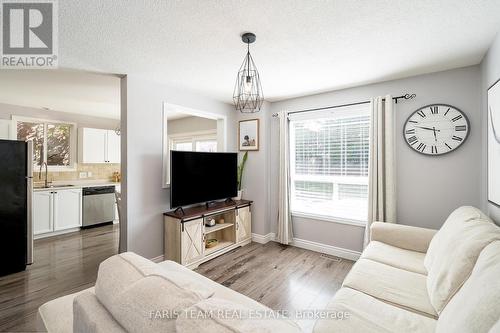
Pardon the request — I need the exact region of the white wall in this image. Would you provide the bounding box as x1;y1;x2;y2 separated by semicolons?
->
167;116;217;135
270;66;482;252
122;75;235;259
481;32;500;225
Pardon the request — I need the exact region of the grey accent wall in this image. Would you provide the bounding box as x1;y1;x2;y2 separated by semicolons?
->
167;116;217;135
270;66;482;252
0;102;119;129
122;75;235;259
481;32;500;225
234;102;272;236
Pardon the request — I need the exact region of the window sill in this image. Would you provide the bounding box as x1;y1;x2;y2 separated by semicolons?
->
291;211;367;227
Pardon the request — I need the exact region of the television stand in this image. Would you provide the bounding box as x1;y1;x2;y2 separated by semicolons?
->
164;200;252;269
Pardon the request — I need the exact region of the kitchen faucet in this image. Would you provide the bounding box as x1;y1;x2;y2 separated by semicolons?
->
39;162;50;188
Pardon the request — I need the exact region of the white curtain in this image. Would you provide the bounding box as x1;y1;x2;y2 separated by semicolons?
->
276;111;293;244
365;95;396;248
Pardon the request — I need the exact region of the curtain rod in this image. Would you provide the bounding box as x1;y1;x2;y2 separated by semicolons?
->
271;93;416;117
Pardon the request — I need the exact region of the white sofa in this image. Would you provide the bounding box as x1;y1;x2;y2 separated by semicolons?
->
38;206;500;332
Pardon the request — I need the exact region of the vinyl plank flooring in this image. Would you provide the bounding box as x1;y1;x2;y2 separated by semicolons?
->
0;229;352;332
195;242;354;332
0;224;118;332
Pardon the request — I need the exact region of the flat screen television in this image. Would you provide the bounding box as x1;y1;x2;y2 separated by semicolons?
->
170;151;238;208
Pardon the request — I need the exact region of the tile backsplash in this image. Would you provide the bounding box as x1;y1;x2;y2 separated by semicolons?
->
34;163;120;182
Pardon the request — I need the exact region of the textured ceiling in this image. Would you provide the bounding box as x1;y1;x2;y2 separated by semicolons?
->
0;70;120;119
38;1;500;103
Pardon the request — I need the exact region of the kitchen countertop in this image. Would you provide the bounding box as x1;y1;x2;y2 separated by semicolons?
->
33;180;120;192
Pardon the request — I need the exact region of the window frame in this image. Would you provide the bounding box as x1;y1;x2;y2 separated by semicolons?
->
165;129;218;186
12;116;77;171
288;105;370;226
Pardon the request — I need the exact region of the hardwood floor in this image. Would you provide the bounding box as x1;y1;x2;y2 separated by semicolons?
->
0;228;353;332
0;224;119;332
195;241;354;332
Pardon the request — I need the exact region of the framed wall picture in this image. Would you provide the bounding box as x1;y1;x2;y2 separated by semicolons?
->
238;119;259;151
488;78;500;206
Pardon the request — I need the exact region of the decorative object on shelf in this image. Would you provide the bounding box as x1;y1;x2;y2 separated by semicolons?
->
234;151;248;200
403;104;469;156
217;218;225;225
205;218;216;227
205;239;218;249
233;32;264;113
488;79;500;206
238;119;259;151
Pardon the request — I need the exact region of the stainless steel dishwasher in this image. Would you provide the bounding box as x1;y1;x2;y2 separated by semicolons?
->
82;186;116;227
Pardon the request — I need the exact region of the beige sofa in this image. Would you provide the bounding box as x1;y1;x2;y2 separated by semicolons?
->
39;206;500;332
314;206;500;332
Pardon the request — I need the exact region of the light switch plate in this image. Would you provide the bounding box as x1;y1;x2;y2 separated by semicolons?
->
87;171;92;177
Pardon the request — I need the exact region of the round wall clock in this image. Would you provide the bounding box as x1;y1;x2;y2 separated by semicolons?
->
403;104;470;156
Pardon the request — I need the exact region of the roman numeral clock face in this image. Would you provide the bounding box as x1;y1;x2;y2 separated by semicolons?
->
404;104;469;155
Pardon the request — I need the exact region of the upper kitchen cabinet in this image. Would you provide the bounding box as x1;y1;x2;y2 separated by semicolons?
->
0;119;11;139
106;129;121;163
78;128;120;163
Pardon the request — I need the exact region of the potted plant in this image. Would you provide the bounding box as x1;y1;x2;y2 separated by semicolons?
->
235;151;248;200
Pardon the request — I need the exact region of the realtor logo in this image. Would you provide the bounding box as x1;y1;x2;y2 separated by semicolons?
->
1;0;58;68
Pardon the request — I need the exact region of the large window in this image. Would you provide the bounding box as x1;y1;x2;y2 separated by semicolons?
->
14;117;76;169
289;104;370;223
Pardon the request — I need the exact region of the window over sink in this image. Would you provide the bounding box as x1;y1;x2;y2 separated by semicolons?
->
14;117;77;170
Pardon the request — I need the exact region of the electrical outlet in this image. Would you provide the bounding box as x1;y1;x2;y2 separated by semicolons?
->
79;172;87;179
87;171;92;178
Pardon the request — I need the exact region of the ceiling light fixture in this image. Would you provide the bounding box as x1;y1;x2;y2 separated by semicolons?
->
233;32;264;113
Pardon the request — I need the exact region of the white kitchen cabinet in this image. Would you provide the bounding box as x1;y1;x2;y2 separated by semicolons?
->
79;128;120;164
106;130;121;163
79;128;106;163
33;188;82;237
53;189;82;231
0;119;11;139
33;191;53;235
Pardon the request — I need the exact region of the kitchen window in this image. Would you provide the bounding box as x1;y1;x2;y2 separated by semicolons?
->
14;117;77;170
289;104;370;224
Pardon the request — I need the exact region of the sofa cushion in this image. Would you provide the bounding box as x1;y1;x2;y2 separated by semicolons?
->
362;241;427;275
313;287;436;333
158;260;272;312
436;241;500;333
73;290;125;333
342;259;436;317
95;253;216;333
424;206;500;313
176;297;302;333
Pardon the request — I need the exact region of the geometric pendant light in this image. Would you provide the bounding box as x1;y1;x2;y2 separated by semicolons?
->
233;32;264;113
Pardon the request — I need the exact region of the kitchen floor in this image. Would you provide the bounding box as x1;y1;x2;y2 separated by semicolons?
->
0;224;119;332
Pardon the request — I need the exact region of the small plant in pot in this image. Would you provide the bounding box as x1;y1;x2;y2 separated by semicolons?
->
235;151;248;200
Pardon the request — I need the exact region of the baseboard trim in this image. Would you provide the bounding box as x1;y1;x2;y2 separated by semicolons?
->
290;237;361;261
251;232;276;244
150;255;165;263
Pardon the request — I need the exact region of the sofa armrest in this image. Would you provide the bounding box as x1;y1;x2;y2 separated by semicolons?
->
370;222;437;253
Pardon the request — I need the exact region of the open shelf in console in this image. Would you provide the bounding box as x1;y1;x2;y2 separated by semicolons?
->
204;222;234;234
204;240;233;256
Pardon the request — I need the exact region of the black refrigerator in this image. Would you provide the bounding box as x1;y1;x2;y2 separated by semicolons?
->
0;139;33;276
